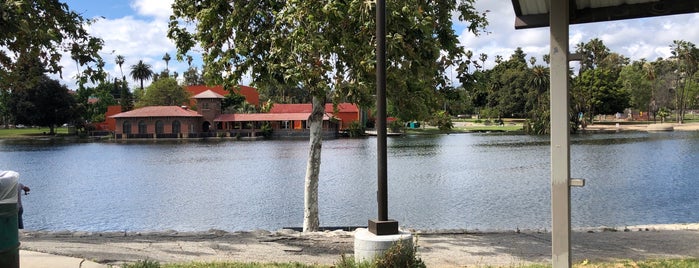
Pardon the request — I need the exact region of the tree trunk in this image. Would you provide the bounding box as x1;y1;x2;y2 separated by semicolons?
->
303;95;325;232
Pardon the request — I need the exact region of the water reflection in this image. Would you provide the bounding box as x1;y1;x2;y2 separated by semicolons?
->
1;131;698;232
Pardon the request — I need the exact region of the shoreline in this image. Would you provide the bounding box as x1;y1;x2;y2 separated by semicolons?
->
582;121;699;132
19;223;699;267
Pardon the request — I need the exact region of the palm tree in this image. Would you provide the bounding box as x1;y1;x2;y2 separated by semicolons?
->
115;55;125;78
162;53;171;72
130;60;153;90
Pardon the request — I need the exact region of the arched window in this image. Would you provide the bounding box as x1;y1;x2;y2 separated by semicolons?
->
172;120;181;134
122;121;132;134
138;120;147;134
155;120;164;134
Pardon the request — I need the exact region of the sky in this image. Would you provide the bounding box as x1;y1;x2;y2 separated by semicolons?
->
56;0;699;90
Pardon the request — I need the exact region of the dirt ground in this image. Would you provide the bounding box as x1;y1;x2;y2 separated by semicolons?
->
19;224;699;267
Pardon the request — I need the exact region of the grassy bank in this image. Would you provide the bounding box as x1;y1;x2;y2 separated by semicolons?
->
123;259;699;268
404;125;523;135
0;127;69;138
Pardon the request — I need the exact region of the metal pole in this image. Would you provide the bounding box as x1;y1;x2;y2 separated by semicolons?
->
376;0;387;222
550;1;571;267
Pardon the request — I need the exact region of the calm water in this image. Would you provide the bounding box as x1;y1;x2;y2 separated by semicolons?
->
1;131;698;232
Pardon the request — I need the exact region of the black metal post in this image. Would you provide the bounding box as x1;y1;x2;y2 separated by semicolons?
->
368;0;398;235
376;0;387;222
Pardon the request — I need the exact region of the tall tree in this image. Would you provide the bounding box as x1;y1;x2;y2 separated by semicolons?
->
115;55;126;78
169;0;487;232
670;40;699;123
0;0;103;89
130;60;154;90
162;52;171;72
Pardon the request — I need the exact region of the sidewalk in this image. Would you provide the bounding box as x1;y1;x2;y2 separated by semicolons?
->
20;250;107;268
17;224;699;267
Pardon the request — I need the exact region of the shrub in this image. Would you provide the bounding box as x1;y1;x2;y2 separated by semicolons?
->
121;260;160;268
428;111;453;132
347;121;364;138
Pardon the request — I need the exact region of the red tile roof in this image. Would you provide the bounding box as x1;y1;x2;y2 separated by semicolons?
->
110;106;202;118
269;103;359;113
215;113;331;122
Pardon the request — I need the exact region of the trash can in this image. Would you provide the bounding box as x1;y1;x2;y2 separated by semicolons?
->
0;171;20;268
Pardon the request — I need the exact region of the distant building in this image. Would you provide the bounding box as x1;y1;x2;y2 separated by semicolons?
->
108;86;360;139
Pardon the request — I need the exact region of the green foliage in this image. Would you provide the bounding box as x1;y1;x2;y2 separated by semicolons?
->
573;68;629;118
428;111;453;132
122;260;160;268
388;119;404;133
169;0;488;122
0;0;104;89
137;78;191;107
347;120;365;138
76;81;118;124
130;60;154;90
657;107;671;123
222;93;247;113
8;76;78;134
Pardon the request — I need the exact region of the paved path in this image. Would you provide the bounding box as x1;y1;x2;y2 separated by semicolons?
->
20;250;107;268
18;224;699;267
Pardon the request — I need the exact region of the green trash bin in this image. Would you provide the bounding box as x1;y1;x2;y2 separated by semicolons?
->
0;171;20;268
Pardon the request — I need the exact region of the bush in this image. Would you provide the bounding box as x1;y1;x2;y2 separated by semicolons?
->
388;119;404;133
121;260;160;268
428;111;453;132
347;121;364;137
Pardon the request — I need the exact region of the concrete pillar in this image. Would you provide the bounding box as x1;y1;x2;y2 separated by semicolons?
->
354;228;412;263
549;1;572;268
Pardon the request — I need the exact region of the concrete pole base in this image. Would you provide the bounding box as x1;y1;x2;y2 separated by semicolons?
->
354;228;413;263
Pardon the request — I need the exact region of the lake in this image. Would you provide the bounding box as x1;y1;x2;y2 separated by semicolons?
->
1;131;698;232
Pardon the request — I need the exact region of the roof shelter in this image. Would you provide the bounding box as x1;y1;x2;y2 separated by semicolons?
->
509;1;699;267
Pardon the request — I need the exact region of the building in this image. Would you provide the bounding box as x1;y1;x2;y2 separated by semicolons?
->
109;86;360;139
111;106;203;139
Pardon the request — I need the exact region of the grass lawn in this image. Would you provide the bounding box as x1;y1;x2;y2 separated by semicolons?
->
0;127;69;138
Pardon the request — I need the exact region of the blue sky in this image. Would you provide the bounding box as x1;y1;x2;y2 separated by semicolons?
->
57;0;699;89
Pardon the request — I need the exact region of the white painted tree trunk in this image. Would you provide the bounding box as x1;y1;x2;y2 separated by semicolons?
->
303;95;324;232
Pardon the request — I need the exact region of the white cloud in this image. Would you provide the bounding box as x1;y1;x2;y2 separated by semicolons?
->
54;1;190;89
131;0;174;20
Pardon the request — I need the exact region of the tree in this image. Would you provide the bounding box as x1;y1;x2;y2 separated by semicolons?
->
619;60;654;118
169;0;487;232
485;48;532;118
115;55;126;78
74;81;117;129
573;68;629;122
8;76;77;134
670;40;699;123
0;0;104;90
221;92;247;113
136;77;190;107
162;52;171;72
130;60;154;90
